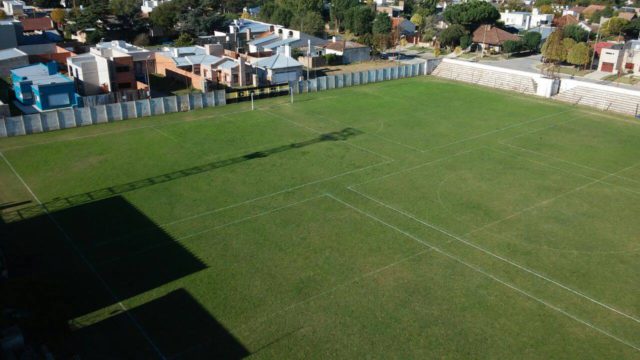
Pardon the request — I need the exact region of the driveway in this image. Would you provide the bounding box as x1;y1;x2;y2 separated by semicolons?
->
478;54;542;73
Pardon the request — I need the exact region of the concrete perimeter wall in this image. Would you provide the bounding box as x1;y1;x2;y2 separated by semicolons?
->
558;78;640;97
435;59;558;98
0;90;226;138
289;61;427;95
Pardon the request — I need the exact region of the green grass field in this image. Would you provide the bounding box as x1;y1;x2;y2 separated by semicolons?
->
1;76;640;358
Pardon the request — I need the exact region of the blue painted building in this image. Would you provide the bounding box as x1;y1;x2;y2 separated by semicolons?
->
11;62;78;111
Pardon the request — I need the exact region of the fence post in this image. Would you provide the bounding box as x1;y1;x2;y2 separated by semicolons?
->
0;117;6;137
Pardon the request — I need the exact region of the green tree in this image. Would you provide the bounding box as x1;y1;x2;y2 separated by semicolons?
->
562;37;577;53
443;1;500;30
567;42;591;69
624;18;640;38
51;8;65;24
460;34;472;49
110;0;141;18
438;24;467;47
602;17;629;36
276;0;323;14
373;12;392;34
133;33;150;47
410;13;424;29
290;11;326;36
344;6;375;35
330;0;359;31
563;24;589;42
502;39;522;55
271;6;293;27
541;30;566;63
174;32;195;46
415;0;438;17
522;31;541;52
150;1;180;33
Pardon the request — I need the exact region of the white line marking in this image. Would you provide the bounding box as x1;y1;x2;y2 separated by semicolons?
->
349;147;478;188
462;146;640;237
161;159;391;228
236;247;435;334
346;186;640;325
325;193;640;352
97;195;326;266
501;141;640;186
425;109;575;152
0;152;167;359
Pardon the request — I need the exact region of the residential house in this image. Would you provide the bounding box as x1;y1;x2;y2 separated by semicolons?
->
527;25;555;42
3;0;24;16
472;25;521;53
247;27;326;54
19;18;55;34
0;48;28;77
155;45;253;89
554;14;579;28
598;40;640;74
563;6;586;19
582;4;606;18
500;8;554;31
392;17;416;37
67;40;152;95
376;1;405;17
0;19;61;50
251;53;302;85
20;43;75;68
0;20;20;50
618;11;637;21
324;38;371;64
11;62;77;111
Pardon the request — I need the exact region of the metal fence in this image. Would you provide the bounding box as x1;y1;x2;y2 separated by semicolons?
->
0;90;226;137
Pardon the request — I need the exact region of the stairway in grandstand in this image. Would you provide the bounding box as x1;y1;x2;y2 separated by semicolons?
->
431;61;537;95
552;86;640;116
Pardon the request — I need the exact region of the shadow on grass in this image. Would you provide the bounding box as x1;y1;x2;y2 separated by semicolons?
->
3;127;363;223
72;289;249;359
0;196;222;358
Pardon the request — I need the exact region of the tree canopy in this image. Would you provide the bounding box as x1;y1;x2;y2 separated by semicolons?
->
443;1;500;30
438;24;467;47
372;12;392;35
542;30;566;63
563;24;589;42
567;42;591;69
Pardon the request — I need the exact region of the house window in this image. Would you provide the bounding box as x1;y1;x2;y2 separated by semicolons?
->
116;66;130;73
118;82;132;89
48;93;70;106
626;63;634;70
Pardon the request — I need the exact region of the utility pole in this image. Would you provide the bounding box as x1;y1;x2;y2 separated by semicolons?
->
590;26;601;71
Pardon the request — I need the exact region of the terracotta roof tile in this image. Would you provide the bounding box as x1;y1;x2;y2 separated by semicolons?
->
472;25;520;46
20;17;54;32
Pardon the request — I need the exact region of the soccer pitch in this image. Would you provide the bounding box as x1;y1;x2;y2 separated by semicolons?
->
1;76;640;358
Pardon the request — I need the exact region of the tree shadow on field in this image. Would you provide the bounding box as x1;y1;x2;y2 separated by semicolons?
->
2;127;364;224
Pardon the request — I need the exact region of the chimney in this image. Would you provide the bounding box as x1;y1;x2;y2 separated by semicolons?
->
204;44;223;57
172;48;179;57
283;44;291;57
238;60;247;86
246;27;252;40
332;36;337;43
